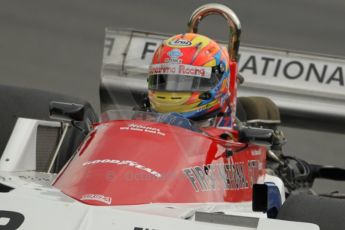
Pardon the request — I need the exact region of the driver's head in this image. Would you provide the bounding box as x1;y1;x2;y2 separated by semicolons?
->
148;33;231;120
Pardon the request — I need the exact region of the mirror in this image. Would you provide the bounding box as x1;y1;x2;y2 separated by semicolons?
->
238;126;273;145
49;101;85;122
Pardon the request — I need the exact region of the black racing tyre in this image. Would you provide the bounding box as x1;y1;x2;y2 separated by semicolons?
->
277;193;345;230
238;97;280;122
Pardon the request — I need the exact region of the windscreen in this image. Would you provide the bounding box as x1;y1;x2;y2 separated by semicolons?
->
54;111;267;205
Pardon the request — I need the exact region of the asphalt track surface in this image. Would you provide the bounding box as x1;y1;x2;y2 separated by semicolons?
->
1;0;345;192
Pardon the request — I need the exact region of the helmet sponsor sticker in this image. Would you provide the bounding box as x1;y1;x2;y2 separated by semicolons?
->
168;48;183;59
168;39;192;47
166;48;183;63
164;58;182;64
81;194;112;205
83;159;162;178
149;63;212;78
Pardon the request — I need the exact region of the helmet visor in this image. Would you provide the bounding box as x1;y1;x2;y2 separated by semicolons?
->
148;63;218;92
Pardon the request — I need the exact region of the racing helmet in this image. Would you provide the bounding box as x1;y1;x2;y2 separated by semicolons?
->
148;33;231;120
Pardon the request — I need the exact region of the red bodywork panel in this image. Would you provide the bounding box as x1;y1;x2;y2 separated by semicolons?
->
53;120;266;205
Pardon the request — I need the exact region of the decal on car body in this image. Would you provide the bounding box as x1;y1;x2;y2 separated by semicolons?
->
183;161;260;192
81;194;112;205
120;124;166;136
83;159;162;178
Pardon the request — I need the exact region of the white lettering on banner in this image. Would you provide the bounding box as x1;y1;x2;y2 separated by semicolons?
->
239;50;345;98
239;54;345;89
149;63;212;78
83;159;162;178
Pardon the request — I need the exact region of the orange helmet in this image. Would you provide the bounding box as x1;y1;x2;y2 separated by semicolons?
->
148;33;231;121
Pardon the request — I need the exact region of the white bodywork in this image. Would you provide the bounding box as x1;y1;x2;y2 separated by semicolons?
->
0;172;318;230
0;118;319;229
0;118;60;171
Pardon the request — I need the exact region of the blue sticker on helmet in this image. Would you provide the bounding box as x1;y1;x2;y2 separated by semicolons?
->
168;49;183;59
